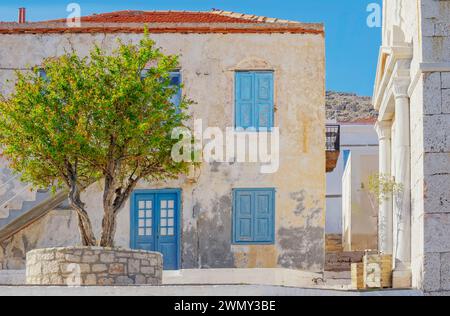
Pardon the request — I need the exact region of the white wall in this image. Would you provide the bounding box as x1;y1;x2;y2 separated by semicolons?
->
326;123;379;235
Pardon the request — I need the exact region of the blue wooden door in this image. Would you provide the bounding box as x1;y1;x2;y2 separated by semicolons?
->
131;190;180;270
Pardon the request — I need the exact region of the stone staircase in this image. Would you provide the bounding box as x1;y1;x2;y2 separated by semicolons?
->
0;188;53;229
324;234;376;272
325;234;344;253
0;157;63;232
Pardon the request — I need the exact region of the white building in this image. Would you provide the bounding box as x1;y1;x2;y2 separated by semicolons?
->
326;120;379;252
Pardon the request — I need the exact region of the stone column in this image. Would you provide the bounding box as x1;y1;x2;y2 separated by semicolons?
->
392;77;412;288
375;120;393;255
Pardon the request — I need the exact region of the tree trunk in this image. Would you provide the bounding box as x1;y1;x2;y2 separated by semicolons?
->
68;187;97;246
100;180;139;247
100;206;117;247
75;213;96;246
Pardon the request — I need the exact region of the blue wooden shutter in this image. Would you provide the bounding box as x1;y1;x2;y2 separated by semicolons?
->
255;72;274;131
235;72;274;130
235;72;255;129
234;190;254;242
254;190;274;242
233;189;275;244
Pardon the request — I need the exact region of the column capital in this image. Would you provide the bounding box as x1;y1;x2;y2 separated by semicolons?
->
375;120;392;140
392;77;410;99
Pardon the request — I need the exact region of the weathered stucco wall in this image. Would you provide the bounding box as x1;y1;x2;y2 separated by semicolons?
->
0;31;325;272
0;210;80;270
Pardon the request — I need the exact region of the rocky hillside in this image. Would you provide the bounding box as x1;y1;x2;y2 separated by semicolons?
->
326;91;378;122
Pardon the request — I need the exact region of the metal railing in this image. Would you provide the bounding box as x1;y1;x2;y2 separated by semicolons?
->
326;124;340;151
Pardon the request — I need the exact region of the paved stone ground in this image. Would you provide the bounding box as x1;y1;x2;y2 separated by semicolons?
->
0;285;422;296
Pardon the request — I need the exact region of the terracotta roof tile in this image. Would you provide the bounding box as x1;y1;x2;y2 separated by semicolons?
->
47;10;261;24
0;10;324;35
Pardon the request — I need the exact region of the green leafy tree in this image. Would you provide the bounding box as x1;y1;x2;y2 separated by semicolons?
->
0;35;192;247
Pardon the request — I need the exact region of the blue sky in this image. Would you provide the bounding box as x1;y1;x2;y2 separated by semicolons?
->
0;0;382;96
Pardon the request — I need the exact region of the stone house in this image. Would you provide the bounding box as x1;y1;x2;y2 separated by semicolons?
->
373;0;450;293
0;10;334;280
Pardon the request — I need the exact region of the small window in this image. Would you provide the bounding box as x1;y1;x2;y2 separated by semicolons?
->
232;188;275;244
169;72;182;107
235;71;274;131
141;70;181;107
38;69;48;81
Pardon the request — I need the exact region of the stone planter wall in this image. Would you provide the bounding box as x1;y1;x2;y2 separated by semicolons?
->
26;247;163;286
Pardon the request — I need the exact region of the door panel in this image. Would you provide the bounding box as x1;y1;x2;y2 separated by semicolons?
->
156;193;178;270
131;190;180;270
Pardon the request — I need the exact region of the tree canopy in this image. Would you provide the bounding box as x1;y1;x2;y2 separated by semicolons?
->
0;34;192;246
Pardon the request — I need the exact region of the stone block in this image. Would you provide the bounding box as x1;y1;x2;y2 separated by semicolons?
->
441;252;450;291
81;255;99;263
424;114;450;152
99;253;115;263
424;213;450;253
423;72;442;115
115;276;133;285
109;263;125;275
443;89;450;113
424;153;450;176
141;266;155;275
423;252;441;292
422;19;435;37
135;274;147;284
61;263;90;274
421;1;440;19
39;252;55;261
55;252;65;260
422;36;450;62
133;253;149;260
65;254;81;263
442;72;450;89
128;259;141;274
116;252;132;258
435;23;450;37
147;277;160;286
98;277;114;286
49;274;63;285
92;264;108;273
42;261;60;274
84;274;97;286
424;175;450;213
